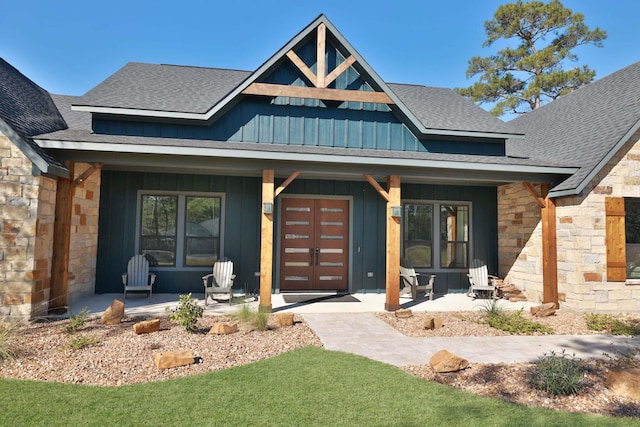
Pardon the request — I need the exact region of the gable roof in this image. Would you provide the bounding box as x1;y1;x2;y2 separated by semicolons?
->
507;61;640;197
0;58;68;177
71;14;520;140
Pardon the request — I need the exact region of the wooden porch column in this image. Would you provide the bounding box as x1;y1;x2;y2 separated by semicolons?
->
259;169;274;313
49;161;74;313
540;184;559;307
385;175;401;311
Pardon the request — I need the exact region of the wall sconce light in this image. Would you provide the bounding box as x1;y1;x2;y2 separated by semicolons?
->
263;202;273;214
390;205;402;218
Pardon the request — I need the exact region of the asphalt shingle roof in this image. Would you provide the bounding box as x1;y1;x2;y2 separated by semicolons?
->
508;61;640;194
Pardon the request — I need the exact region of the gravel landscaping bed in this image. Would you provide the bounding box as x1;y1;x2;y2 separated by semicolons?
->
1;309;639;418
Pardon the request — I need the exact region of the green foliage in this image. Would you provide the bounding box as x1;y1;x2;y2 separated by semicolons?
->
455;0;606;116
584;313;640;336
0;347;632;426
530;349;585;395
234;305;269;331
481;303;553;334
64;307;90;334
68;334;100;351
0;322;20;361
166;293;204;333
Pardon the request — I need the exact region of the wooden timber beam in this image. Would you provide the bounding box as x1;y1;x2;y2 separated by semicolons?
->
324;56;356;87
259;169;275;313
363;174;390;202
286;51;317;87
523;182;546;208
540;183;559;308
385;175;401;311
275;171;300;197
72;162;103;188
316;23;326;88
243;83;394;104
49;161;74;313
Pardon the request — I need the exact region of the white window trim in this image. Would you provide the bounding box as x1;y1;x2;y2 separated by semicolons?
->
135;190;226;271
402;199;472;273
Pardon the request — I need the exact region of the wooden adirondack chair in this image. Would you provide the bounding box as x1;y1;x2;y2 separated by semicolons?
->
202;260;236;306
467;259;498;299
122;254;156;300
400;258;435;300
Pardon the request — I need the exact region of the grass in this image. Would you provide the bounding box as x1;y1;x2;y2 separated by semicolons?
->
68;334;100;351
0;347;633;426
234;304;269;331
585;313;640;336
0;321;20;361
480;300;554;334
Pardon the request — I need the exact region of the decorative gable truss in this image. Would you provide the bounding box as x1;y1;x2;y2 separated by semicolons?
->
242;21;395;106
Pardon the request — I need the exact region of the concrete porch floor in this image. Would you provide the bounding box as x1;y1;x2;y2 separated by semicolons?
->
68;292;537;318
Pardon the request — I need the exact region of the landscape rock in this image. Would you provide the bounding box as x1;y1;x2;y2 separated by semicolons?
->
605;368;640;400
100;299;124;325
153;350;195;370
429;349;469;373
424;316;443;330
276;313;295;327
395;308;413;318
209;323;238;335
530;303;557;317
133;319;161;334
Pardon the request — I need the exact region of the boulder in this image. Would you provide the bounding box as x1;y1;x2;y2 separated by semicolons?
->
133;319;161;334
154;350;195;370
530;303;557;317
395;309;413;318
424;316;443;330
429;349;469;373
100;299;124;325
276;313;295;327
209;322;238;335
605;368;640;400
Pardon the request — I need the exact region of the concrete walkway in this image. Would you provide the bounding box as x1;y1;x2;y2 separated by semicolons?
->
303;312;640;366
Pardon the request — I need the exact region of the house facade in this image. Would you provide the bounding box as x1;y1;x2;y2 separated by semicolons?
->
7;15;638;319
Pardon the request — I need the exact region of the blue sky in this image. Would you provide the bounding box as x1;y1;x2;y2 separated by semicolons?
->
2;0;638;101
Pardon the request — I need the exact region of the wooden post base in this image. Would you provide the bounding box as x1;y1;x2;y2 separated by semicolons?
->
384;303;401;312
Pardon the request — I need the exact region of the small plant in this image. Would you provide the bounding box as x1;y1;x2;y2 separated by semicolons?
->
530;349;585;395
65;307;90;334
166;293;204;333
69;334;100;351
0;322;20;361
483;306;553;335
234;305;269;331
584;313;640;336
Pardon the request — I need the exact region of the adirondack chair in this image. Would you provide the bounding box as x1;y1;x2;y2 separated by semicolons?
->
202;260;236;306
467;259;498;299
400;258;435;300
122;254;156;300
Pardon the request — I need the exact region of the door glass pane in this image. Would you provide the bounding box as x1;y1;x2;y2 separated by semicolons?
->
185;196;221;266
140;195;177;266
403;204;433;268
440;205;469;268
625;199;640;279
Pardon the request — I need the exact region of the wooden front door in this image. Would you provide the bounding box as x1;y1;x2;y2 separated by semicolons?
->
280;198;349;291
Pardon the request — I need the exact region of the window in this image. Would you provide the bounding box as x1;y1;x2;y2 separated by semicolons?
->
139;192;223;268
403;202;470;269
625;198;640;279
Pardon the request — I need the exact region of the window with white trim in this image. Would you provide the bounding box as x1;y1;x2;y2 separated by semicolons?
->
403;201;470;269
138;192;223;268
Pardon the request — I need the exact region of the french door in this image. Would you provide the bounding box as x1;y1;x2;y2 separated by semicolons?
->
279;198;349;291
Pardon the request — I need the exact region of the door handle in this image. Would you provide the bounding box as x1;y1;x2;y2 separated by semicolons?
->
315;247;320;266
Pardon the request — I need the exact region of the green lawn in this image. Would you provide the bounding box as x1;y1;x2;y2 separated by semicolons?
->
1;347;634;426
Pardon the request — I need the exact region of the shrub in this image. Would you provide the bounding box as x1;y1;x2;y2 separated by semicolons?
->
65;307;90;334
0;322;20;361
166;293;204;333
69;334;100;351
530;350;585;395
584;313;640;336
482;305;553;335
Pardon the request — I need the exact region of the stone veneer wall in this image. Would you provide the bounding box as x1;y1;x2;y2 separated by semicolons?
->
498;130;640;313
67;163;101;305
0;131;56;318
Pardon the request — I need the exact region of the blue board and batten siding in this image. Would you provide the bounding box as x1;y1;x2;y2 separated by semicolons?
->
95;171;498;295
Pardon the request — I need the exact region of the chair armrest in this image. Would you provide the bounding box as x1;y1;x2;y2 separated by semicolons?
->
122;274;127;285
149;273;156;285
202;273;213;287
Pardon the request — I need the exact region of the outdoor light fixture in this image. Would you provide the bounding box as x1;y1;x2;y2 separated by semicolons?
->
390;205;402;218
263;202;273;214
